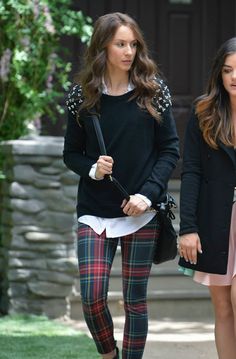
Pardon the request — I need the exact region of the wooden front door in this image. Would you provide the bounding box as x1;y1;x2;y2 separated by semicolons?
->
156;0;203;176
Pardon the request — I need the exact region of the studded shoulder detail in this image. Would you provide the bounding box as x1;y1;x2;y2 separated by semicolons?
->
66;80;171;116
153;78;172;114
66;84;84;116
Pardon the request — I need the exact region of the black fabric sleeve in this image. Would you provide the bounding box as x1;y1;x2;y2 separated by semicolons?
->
63;85;95;178
179;110;202;235
138;105;180;205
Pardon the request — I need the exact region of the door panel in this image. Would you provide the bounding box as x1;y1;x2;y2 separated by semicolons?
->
169;13;191;95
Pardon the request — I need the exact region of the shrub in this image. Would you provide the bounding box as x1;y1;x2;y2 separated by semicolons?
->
0;0;92;141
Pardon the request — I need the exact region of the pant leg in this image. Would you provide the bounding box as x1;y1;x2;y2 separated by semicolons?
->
77;223;119;354
120;215;160;359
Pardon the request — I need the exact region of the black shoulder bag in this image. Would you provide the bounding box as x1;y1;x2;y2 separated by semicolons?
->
153;194;177;264
91;113;177;265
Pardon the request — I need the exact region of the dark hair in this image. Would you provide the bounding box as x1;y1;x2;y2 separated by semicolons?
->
77;12;162;121
196;37;236;148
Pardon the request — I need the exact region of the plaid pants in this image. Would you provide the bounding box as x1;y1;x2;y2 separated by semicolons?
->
77;215;159;359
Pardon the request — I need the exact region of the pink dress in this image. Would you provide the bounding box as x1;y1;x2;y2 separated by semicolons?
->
194;202;236;286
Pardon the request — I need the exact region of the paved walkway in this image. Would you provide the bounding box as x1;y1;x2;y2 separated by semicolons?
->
139;318;217;359
61;316;218;359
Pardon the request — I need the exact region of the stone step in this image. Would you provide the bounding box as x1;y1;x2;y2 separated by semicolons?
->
95;269;207;294
69;288;213;320
114;254;181;271
168;178;181;190
73;256;207;300
168;179;180;198
73;275;205;297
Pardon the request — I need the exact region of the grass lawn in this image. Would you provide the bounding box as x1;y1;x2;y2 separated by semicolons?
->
0;314;100;359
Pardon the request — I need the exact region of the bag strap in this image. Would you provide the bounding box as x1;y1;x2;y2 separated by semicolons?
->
91;113;130;201
91;113;107;156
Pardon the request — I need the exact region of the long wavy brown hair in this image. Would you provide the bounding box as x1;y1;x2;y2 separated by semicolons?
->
76;12;162;121
195;37;236;149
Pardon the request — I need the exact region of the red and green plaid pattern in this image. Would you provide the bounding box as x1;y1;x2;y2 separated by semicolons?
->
77;216;160;358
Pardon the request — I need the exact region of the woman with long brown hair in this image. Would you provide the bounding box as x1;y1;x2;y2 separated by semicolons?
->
64;12;179;359
178;37;236;359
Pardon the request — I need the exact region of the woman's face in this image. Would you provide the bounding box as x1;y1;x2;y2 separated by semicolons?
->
106;25;137;74
222;53;236;99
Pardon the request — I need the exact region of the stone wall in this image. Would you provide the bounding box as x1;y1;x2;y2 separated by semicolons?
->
0;137;79;318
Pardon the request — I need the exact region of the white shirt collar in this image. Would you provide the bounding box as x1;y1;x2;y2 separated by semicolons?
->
102;78;134;95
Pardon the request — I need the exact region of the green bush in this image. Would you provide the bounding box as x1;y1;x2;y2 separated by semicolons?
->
0;0;93;141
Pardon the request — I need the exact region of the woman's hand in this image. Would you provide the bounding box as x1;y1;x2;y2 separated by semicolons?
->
121;195;149;216
178;233;202;265
95;155;114;179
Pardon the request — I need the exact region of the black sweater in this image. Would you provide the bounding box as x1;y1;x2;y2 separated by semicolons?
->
63;80;179;218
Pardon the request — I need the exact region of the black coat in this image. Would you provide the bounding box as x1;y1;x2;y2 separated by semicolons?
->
178;110;236;274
